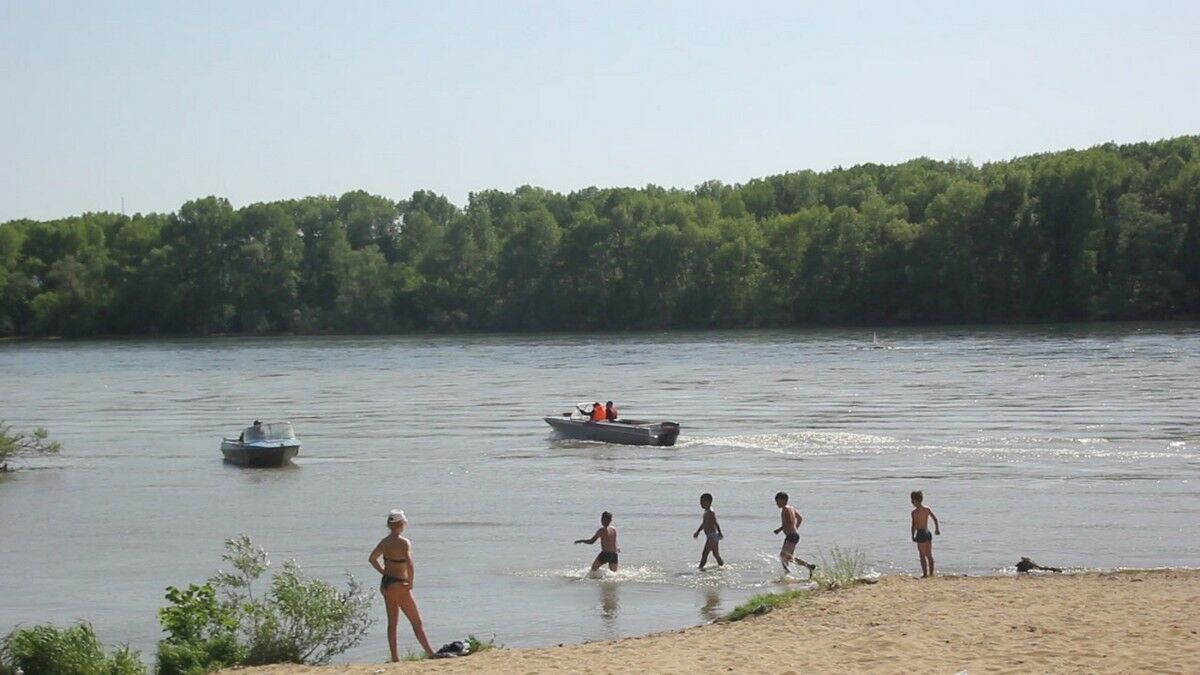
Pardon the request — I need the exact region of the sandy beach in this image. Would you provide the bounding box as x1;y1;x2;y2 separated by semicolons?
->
231;569;1199;675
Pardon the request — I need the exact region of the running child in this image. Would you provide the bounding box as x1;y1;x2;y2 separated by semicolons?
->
575;511;619;571
693;492;724;569
910;490;941;577
774;491;816;577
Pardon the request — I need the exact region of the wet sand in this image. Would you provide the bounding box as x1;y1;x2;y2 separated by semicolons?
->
230;569;1199;674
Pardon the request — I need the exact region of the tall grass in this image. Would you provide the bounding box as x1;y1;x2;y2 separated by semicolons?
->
812;546;868;589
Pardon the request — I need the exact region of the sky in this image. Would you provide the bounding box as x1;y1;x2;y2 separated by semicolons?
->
1;0;1198;222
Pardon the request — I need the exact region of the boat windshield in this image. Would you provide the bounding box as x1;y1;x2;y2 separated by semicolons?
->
242;422;296;441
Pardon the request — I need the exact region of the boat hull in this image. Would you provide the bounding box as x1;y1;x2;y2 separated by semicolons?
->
220;440;300;467
544;417;680;446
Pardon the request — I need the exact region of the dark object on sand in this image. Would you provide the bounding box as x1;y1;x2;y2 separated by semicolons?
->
434;641;468;658
1016;557;1062;574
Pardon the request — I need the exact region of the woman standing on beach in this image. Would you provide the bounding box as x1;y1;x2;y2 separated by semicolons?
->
369;509;435;661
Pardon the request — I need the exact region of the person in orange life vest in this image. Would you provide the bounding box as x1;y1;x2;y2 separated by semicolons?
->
590;402;607;421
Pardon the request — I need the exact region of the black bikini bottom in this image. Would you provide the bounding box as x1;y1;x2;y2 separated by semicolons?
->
380;574;408;591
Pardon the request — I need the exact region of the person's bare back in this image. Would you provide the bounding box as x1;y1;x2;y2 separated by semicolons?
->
597;525;618;553
911;505;934;531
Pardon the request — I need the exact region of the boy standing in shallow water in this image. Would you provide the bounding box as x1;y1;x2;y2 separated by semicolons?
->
910;490;941;577
575;511;619;572
693;493;724;569
774;491;817;577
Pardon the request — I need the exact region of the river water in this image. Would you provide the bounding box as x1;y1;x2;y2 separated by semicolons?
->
1;326;1197;661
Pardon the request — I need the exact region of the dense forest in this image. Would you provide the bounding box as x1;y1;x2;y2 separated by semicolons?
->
2;136;1198;337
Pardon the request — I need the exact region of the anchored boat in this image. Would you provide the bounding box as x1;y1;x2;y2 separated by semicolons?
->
221;421;300;467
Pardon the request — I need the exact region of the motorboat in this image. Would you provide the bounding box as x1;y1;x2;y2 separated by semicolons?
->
544;406;681;446
221;421;300;467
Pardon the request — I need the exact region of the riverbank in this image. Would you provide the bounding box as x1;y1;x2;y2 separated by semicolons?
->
231;569;1199;674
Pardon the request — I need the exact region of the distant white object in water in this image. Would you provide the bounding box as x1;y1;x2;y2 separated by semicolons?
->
872;332;884;349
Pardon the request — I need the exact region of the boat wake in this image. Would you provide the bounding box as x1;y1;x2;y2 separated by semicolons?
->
679;431;1193;461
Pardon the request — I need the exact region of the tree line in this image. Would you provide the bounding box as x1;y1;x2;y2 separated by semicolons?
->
2;136;1198;337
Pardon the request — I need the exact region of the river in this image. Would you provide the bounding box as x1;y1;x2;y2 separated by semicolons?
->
1;325;1197;661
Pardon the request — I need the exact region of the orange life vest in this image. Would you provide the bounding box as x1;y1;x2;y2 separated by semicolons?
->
590;404;607;421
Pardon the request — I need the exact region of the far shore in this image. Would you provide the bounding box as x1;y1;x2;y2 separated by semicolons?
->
230;569;1199;674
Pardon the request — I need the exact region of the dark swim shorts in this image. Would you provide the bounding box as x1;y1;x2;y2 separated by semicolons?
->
914;528;933;543
598;551;619;564
784;532;800;545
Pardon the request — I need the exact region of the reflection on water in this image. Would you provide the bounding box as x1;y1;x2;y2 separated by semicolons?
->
599;581;619;631
0;325;1198;660
699;587;723;622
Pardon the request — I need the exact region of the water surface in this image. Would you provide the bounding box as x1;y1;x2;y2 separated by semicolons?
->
1;325;1197;660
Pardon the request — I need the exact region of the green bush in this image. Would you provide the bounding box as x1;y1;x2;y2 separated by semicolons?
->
155;535;373;674
155;584;242;675
0;622;145;675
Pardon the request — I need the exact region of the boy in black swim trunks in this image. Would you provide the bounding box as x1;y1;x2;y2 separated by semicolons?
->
774;491;816;577
575;511;619;571
910;490;941;577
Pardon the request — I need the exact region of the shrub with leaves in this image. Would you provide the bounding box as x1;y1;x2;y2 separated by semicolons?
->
0;622;145;675
155;535;373;673
155;584;242;675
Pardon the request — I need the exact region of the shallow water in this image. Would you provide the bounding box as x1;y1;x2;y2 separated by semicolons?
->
1;325;1197;660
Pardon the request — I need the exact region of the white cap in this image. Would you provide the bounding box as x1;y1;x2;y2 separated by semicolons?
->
387;509;407;524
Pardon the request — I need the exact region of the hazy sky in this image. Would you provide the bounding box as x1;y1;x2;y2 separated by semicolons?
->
2;1;1197;221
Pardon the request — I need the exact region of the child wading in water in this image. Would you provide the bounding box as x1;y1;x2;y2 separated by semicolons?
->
774;491;816;577
575;511;619;572
693;492;724;569
910;490;941;577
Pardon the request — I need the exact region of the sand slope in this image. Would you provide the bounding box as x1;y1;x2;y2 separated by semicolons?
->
234;570;1200;674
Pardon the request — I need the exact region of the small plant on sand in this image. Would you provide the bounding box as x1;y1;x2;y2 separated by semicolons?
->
812;546;868;590
0;421;60;472
724;590;810;622
1;622;146;675
465;634;500;654
400;649;427;661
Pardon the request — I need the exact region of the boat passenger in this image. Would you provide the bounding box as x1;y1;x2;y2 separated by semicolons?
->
590;402;607;422
241;420;263;443
605;401;618;421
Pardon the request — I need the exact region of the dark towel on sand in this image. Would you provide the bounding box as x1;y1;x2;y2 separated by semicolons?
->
434;641;468;658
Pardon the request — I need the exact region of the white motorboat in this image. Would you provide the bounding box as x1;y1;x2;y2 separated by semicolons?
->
221;421;300;467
